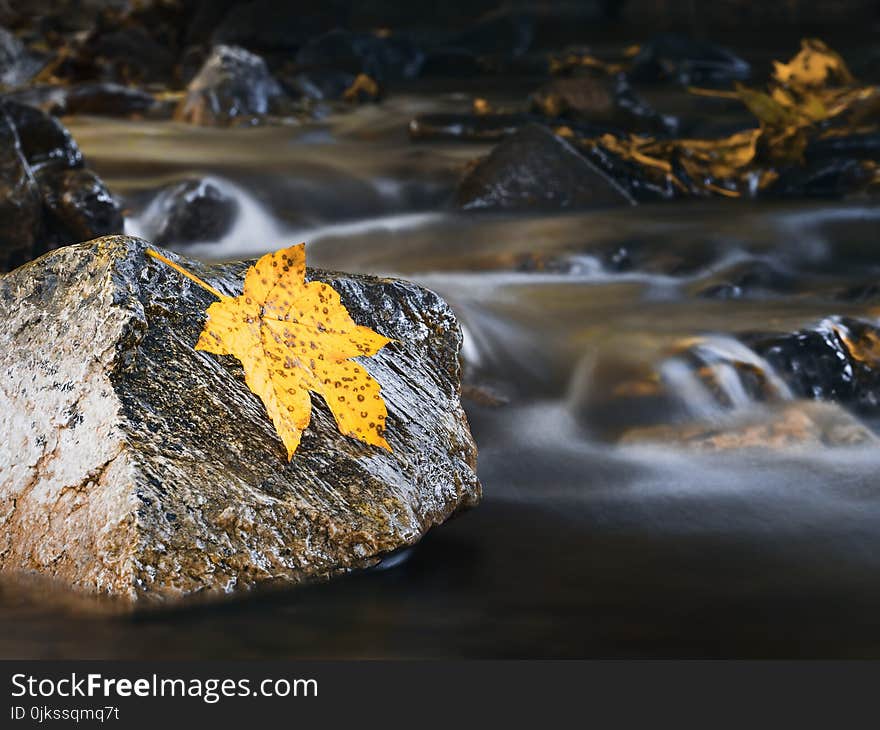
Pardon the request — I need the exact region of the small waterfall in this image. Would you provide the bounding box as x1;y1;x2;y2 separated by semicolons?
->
663;334;793;418
126;175;287;255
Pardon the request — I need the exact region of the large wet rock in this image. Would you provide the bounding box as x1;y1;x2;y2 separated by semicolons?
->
176;45;287;126
0;98;122;271
456;123;635;211
0;236;480;602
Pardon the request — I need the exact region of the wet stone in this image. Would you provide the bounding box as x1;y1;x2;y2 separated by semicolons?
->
0;98;120;271
744;317;880;412
455;123;636;211
176;44;287;126
141;178;239;246
0;236;480;602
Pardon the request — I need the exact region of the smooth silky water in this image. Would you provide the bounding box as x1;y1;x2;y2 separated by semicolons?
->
3;95;880;658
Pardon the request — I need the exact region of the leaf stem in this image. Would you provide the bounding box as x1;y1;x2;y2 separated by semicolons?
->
146;249;226;300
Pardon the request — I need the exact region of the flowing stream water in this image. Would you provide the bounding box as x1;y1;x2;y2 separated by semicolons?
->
3;89;880;658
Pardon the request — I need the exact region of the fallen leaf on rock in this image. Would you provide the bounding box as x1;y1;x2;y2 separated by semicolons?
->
147;245;392;459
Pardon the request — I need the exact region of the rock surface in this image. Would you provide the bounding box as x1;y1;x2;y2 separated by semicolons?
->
139;177;239;246
176;45;286;126
456;123;636;211
0;98;122;271
746;316;880;412
0;236;480;602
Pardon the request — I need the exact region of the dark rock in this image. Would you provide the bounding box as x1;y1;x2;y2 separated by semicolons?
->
419;47;482;77
805;133;880;163
63;83;156;117
141;178;239;246
176;44;287;125
745;317;880;412
456;123;635;211
0;236;480;602
0;98;121;270
531;72;677;135
453;9;533;58
0;111;42;271
765;158;876;199
40;168;123;243
0;98;81;172
628;33;751;87
582;141;680;202
295;29;423;82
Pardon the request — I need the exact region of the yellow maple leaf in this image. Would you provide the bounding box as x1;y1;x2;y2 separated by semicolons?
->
147;245;392;459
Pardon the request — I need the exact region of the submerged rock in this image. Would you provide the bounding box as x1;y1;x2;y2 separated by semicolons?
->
0;236;480;602
176;44;287;126
621;402;877;450
139;177;239;246
0;98;122;271
456;123;635;211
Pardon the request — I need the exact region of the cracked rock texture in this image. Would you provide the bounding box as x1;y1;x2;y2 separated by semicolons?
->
0;236;480;602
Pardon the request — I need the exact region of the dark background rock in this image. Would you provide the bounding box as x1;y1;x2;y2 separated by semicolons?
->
0;98;122;271
39;167;123;243
141;178;240;246
176;44;287;125
456;123;636;211
0;236;480;602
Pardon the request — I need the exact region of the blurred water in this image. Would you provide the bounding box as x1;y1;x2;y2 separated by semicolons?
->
4;100;880;658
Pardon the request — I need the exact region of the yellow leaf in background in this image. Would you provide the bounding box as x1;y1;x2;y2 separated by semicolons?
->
147;246;392;459
772;38;853;89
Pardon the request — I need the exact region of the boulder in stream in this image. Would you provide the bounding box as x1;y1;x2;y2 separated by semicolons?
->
0;98;123;271
140;177;240;246
176;44;287;125
456;123;636;211
0;236;480;602
745;316;880;412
